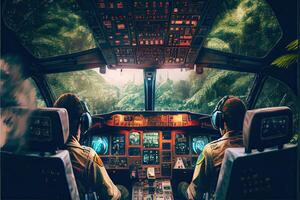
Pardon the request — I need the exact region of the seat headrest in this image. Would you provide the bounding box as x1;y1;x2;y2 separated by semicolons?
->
26;107;69;152
243;106;293;153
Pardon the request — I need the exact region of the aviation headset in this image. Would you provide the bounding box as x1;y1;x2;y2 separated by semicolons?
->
79;101;92;135
211;96;232;130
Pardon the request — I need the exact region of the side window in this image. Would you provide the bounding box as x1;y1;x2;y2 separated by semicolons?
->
254;77;299;143
28;78;47;107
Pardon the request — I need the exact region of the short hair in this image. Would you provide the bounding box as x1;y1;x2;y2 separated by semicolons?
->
222;97;247;131
53;93;84;136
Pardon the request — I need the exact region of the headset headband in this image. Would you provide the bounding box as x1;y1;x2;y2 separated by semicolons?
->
215;96;231;112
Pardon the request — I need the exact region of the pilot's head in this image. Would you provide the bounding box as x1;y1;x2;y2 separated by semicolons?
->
212;96;247;135
54;93;84;140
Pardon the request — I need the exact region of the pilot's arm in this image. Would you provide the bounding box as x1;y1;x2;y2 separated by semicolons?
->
88;153;121;200
187;150;210;200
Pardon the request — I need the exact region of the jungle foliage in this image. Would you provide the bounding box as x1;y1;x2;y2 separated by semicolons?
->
204;0;282;57
155;69;254;112
3;0;96;58
271;39;299;68
47;70;145;114
46;68;254;114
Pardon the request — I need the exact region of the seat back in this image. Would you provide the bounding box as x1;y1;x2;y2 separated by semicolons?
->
215;106;297;200
1;107;80;200
1;150;79;200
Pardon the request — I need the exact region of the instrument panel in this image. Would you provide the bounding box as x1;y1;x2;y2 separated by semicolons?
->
89;130;214;178
88;112;217;178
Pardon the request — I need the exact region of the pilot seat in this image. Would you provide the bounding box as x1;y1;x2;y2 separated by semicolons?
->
214;106;297;200
1;107;80;200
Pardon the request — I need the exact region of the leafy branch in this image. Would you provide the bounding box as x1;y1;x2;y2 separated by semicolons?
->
271;39;299;68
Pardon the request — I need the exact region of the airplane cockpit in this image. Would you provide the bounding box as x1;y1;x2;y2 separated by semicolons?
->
1;0;299;200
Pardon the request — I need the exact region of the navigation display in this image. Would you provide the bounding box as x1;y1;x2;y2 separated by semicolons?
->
129;132;140;145
192;136;209;154
91;136;109;155
143;150;159;165
112;135;125;155
143;132;159;148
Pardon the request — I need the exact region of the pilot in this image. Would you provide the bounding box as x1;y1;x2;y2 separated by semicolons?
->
178;96;247;200
54;93;129;200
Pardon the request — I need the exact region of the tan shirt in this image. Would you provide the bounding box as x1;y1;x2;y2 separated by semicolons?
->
187;131;244;200
66;136;121;200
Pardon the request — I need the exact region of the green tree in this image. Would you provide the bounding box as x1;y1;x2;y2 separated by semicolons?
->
204;0;281;57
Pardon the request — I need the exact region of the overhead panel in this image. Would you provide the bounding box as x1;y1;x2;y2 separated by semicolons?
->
78;0;219;68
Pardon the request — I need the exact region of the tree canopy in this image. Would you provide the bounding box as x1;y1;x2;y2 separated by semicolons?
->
204;0;282;57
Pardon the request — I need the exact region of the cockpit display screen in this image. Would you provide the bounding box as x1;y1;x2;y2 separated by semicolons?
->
112;135;125;155
175;133;189;155
129;132;140;145
192;136;209;154
143;132;159;148
143;150;159;165
91;136;109;155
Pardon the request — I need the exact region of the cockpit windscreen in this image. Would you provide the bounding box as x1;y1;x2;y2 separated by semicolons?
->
91;136;109;155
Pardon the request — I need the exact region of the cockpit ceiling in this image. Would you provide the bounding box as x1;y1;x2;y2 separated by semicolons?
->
78;0;219;68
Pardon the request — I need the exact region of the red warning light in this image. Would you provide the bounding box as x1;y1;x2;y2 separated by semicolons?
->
117;2;123;8
117;24;126;29
175;20;183;25
192;20;197;27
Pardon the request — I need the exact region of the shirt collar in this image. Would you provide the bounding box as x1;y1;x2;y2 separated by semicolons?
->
66;136;81;148
222;130;242;139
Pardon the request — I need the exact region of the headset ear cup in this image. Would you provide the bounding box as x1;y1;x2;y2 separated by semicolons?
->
80;112;92;135
211;96;231;130
217;111;224;130
211;111;223;130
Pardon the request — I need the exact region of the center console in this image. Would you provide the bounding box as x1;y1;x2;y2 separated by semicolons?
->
132;179;174;200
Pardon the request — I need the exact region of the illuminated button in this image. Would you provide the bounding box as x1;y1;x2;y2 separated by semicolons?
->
192;20;197;26
117;24;125;29
117;2;123;8
175;20;183;25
